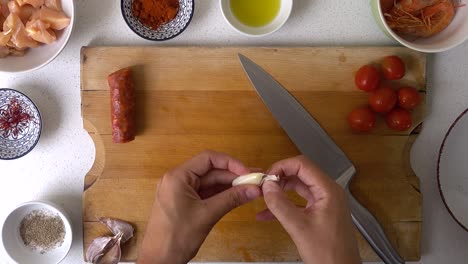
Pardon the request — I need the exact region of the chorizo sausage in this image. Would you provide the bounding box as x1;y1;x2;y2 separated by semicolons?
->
107;67;136;143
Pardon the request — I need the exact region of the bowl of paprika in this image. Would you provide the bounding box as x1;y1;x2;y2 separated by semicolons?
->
121;0;194;41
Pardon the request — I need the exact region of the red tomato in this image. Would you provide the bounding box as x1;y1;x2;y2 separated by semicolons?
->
355;65;381;92
368;85;397;113
398;86;421;110
382;56;405;80
386;108;412;131
348;106;376;132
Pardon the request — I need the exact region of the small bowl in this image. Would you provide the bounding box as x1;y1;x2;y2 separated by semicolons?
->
2;201;73;264
0;88;42;160
371;0;468;53
0;0;75;74
121;0;195;41
220;0;292;37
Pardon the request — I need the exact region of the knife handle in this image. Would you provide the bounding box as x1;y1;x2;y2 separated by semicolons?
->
347;192;405;264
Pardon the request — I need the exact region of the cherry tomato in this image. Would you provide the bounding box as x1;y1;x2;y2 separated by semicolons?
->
382;56;405;80
398;86;421;110
386;108;412;131
355;65;381;92
348;106;376;132
368;85;397;113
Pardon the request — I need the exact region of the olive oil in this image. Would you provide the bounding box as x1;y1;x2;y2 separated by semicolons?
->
230;0;281;27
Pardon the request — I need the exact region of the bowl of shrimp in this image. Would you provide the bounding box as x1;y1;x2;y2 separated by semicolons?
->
372;0;468;53
0;0;74;74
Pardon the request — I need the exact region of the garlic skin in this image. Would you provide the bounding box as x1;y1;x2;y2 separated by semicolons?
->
97;233;123;264
100;217;134;243
86;236;113;263
232;173;280;187
98;242;121;264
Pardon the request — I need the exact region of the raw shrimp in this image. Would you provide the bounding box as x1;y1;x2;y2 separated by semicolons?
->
385;0;456;38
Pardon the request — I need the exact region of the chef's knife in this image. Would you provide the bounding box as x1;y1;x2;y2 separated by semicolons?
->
239;54;404;264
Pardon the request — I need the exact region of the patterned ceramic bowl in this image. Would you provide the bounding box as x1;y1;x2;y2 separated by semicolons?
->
121;0;194;41
0;89;42;160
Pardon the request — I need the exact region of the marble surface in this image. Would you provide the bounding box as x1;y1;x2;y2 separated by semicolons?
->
1;0;468;263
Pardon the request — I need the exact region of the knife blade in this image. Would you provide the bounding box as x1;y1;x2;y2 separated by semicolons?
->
238;54;352;180
238;53;404;264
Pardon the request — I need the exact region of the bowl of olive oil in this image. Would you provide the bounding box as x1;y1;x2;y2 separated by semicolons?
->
220;0;292;37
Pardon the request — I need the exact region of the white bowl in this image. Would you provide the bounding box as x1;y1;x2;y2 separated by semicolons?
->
0;0;75;74
2;201;73;264
220;0;292;37
371;0;468;53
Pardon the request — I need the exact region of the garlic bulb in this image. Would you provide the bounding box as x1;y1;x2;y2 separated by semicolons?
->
232;173;280;187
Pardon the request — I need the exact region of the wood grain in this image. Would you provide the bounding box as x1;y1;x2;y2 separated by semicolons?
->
81;47;424;262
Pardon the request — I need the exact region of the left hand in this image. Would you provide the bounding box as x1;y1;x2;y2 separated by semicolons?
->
138;150;262;264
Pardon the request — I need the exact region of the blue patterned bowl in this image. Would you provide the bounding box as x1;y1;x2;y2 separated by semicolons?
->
0;89;42;160
121;0;194;41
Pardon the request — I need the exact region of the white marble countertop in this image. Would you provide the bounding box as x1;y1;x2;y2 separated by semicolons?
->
1;0;468;263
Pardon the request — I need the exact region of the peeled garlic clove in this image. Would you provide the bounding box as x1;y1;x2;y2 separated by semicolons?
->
99;217;134;244
97;233;122;264
86;236;114;263
232;173;280;187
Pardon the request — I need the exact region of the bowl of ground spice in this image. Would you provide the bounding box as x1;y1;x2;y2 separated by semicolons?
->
1;201;72;264
122;0;194;41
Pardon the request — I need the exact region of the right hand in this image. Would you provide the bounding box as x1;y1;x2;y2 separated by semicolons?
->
257;156;361;264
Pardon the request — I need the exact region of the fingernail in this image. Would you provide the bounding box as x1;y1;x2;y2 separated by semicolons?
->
245;187;260;200
262;181;279;194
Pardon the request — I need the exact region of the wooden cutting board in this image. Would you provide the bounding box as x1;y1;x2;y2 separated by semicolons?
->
81;46;424;262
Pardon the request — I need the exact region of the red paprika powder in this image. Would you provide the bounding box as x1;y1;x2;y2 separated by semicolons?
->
132;0;180;30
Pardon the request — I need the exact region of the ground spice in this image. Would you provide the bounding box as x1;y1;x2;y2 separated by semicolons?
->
132;0;180;30
19;209;66;254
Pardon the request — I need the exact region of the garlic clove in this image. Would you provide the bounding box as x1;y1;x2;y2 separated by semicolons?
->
96;233;122;264
86;236;114;263
232;173;280;187
99;217;134;244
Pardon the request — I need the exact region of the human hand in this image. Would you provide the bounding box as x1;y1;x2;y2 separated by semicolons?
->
257;156;361;264
138;150;261;264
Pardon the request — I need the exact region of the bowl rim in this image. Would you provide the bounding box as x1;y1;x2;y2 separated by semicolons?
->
121;0;195;41
0;1;76;74
219;0;293;37
1;200;73;264
0;88;42;160
437;107;468;232
375;0;468;53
